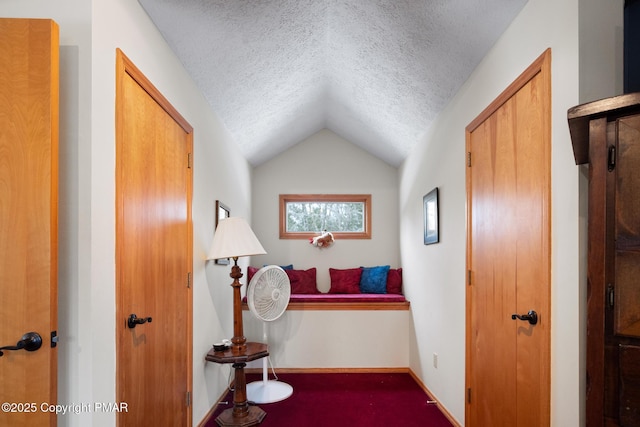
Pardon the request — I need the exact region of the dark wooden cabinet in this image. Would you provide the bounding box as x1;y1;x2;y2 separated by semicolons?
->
568;93;640;427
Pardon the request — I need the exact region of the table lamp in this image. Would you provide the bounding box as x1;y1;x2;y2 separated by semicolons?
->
207;217;267;426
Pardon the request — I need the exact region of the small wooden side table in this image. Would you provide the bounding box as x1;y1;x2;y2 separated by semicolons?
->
206;342;269;426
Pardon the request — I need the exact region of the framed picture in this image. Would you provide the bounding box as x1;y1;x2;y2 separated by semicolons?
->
214;200;230;265
423;188;439;245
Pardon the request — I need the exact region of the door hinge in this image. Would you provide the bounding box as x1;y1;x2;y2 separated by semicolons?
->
188;152;192;169
187;272;192;289
186;391;191;407
607;284;614;309
51;331;58;348
467;270;472;286
467;152;471;167
608;146;616;171
467;387;471;404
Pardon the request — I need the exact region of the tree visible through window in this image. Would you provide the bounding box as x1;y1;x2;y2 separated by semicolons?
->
279;194;371;239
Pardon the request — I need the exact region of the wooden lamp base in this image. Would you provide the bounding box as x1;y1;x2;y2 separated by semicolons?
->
208;259;268;427
216;405;266;427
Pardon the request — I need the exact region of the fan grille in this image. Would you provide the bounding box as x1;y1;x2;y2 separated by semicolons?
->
247;266;291;322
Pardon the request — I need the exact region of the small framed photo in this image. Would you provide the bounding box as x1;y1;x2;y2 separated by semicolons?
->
423;188;439;245
214;200;231;265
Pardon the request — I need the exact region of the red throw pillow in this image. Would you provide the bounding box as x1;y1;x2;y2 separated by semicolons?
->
247;266;259;283
329;268;362;294
285;268;318;294
387;268;403;294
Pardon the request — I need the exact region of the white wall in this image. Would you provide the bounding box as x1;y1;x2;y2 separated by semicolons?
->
251;129;400;292
579;0;625;103
399;0;586;425
247;129;404;371
248;129;404;370
3;1;253;426
243;309;409;370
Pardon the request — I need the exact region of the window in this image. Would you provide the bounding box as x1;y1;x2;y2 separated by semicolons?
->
279;194;371;239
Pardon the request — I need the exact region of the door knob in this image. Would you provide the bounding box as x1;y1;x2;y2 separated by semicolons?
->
128;314;152;329
511;310;538;325
0;332;43;356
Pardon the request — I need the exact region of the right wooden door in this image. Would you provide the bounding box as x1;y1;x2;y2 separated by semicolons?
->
466;50;551;427
609;113;640;426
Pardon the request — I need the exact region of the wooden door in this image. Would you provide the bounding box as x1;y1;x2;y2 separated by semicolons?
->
0;18;59;427
115;49;193;426
466;49;551;427
610;113;640;426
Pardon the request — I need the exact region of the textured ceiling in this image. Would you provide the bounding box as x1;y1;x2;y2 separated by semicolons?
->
138;0;528;167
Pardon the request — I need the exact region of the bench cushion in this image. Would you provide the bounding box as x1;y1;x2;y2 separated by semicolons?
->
288;293;406;303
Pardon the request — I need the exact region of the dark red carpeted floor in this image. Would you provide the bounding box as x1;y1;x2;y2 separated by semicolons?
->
205;372;455;427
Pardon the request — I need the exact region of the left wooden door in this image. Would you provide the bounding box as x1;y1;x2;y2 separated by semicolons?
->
115;49;193;426
0;18;59;427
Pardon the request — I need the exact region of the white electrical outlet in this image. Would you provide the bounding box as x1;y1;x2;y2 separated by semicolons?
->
433;353;438;369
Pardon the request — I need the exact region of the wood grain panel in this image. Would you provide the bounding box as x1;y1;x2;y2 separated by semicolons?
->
116;49;193;427
619;345;640;425
568;93;640;427
466;49;551;427
0;18;58;427
614;115;640;337
513;71;551;427
467;98;518;427
582;117;609;424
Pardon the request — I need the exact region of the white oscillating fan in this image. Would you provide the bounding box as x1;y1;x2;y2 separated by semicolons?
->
246;265;293;403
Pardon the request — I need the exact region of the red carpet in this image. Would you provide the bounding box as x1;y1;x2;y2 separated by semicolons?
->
205;372;455;427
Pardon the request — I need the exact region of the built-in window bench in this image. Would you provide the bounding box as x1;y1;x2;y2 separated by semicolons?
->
241;293;410;369
242;293;409;311
241;266;409;368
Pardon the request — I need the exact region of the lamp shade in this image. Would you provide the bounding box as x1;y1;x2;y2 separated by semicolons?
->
207;217;266;260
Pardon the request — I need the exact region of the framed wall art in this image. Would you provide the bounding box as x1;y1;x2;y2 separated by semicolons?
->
214;200;231;264
423;188;439;245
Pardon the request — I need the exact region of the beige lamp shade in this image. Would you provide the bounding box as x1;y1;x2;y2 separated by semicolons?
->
207;217;266;260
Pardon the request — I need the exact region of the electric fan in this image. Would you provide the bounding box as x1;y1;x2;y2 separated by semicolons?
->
246;265;294;403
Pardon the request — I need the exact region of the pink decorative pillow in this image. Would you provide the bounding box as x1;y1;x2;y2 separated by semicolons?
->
387;268;403;294
285;268;319;294
329;268;362;294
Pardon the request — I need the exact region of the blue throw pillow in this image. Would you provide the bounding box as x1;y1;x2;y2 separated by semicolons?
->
359;265;390;294
264;264;293;270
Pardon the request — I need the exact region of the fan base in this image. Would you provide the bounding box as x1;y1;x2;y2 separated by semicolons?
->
247;380;293;404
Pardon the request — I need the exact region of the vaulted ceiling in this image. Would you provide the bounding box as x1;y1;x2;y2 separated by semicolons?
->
138;0;527;167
